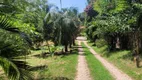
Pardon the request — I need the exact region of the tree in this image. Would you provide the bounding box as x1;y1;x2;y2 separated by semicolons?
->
0;16;32;80
43;7;80;52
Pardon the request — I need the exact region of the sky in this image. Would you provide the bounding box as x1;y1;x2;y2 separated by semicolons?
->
48;0;87;13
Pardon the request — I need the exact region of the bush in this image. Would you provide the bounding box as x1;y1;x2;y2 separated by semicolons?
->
95;39;108;48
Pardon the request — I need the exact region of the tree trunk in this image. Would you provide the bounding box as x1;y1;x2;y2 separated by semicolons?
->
69;43;72;48
73;39;76;46
69;39;72;48
136;56;140;68
65;45;68;52
116;37;120;50
47;41;51;54
133;31;140;68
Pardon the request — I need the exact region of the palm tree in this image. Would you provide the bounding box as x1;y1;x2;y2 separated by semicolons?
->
43;7;80;52
0;16;32;80
63;7;80;47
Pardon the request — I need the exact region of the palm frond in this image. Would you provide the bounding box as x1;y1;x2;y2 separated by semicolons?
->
0;16;19;33
0;57;20;80
19;69;33;80
12;60;31;69
0;57;33;80
0;3;17;14
44;13;51;24
12;60;33;80
20;32;32;46
0;16;32;46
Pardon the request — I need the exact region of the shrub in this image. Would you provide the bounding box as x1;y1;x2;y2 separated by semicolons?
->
95;39;108;48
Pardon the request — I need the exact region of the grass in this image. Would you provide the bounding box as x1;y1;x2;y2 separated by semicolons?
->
88;41;142;80
0;45;78;80
26;46;78;80
81;42;114;80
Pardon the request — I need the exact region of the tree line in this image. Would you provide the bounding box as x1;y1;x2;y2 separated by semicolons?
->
84;0;142;67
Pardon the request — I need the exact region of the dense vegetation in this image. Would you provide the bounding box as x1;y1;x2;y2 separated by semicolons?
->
85;0;142;67
0;0;80;79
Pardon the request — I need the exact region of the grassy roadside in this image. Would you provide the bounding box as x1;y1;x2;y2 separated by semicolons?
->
81;42;114;80
88;41;142;80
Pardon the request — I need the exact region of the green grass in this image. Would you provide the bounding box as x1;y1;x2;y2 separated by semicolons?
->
26;48;78;80
82;42;114;80
0;45;78;80
88;41;142;80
